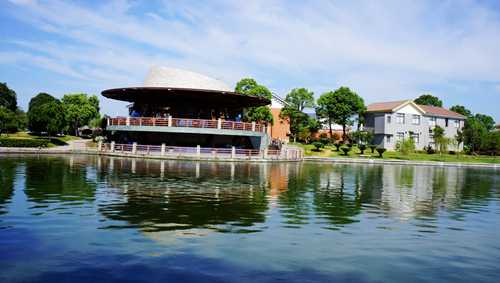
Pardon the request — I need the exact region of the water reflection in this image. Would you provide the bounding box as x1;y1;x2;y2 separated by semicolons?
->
0;155;498;232
0;159;16;216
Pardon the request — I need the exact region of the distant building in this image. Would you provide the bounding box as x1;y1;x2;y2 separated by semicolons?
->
268;94;290;142
364;100;466;150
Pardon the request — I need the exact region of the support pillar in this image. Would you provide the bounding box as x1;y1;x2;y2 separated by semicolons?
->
132;142;137;154
161;143;166;156
196;145;201;158
217;118;222;129
110;141;115;152
126;117;130;126
251;121;256;131
168;115;172;127
231;146;236;159
97;140;102;152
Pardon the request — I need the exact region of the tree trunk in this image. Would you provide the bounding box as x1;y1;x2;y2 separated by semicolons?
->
328;118;333;139
342;124;347;142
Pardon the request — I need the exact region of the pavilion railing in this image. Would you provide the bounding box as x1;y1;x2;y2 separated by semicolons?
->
98;142;303;161
107;117;266;133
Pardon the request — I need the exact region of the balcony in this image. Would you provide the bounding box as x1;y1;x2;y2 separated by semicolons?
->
107;117;266;134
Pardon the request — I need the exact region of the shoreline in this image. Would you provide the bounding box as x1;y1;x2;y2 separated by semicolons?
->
1;147;498;168
304;156;499;169
0;147;300;163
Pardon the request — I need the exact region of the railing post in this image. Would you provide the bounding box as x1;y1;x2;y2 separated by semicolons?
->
107;118;110;126
263;147;268;159
196;145;201;158
251;122;256;132
168;115;172;127
126;117;130;126
161;143;166;156
231;146;236;159
110;141;115;152
132;142;137;154
97;140;102;152
139;118;142;126
217;118;222;129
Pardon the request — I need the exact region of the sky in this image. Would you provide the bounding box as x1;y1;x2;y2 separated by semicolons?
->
1;0;499;121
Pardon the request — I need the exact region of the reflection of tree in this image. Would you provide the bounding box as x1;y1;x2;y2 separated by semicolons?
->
97;159;269;233
24;156;95;203
0;159;16;215
313;165;362;226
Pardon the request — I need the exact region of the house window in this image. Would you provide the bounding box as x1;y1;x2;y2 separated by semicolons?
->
454;120;460;128
412;115;421;125
386;135;392;143
396;113;405;124
411;133;420;144
397;132;405;141
445;118;449;127
387;115;391;124
429;117;436;127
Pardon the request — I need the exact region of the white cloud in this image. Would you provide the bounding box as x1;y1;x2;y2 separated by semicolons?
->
3;0;500;117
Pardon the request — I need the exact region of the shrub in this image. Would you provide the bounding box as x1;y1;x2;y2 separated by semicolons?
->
424;145;435;154
376;147;386;157
319;137;330;146
312;141;324;151
347;143;354;148
368;144;377;153
0;138;49;147
396;138;415;155
358;144;366;154
341;146;351;156
334;143;342;151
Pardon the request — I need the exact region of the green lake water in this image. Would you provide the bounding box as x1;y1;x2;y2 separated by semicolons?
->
0;155;499;282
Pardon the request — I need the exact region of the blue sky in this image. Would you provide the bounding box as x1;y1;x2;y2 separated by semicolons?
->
1;0;499;121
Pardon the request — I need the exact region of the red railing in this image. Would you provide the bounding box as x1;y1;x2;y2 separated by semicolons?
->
108;117;265;133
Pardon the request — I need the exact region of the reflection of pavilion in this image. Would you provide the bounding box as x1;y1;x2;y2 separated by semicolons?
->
96;157;296;235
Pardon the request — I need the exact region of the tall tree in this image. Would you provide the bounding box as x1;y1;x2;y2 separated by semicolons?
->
62;94;100;136
463;117;487;153
0;107;18;135
474;113;495;132
28;93;60;134
234;78;273;124
450;105;471;117
316;87;365;140
280;88;315;141
27;93;65;135
0;83;17;112
414;94;443;107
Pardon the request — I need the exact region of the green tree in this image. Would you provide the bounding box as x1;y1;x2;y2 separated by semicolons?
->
234;78;273;124
62;94;100;136
316;87;365;140
28;93;65;135
280;88;315;142
433;125;450;154
414;94;442;107
0;82;17;112
450;105;471;117
474;113;495;132
463;117;487;153
0;107;18;135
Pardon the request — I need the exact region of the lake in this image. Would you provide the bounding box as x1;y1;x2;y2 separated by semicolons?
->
0;155;499;282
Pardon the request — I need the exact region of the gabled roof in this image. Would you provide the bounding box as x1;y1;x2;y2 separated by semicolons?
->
418;105;466;119
366;100;466;119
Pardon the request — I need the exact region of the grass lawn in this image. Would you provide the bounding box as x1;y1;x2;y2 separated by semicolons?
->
1;132;81;147
293;143;499;164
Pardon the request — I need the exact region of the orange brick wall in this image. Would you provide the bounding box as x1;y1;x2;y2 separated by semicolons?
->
268;108;290;142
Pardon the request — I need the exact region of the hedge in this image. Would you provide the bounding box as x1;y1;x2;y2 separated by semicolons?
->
0;138;49;148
